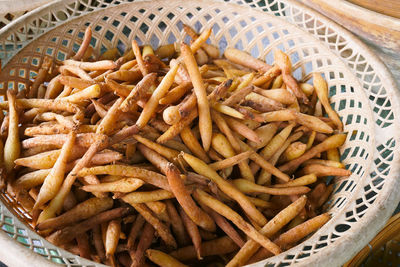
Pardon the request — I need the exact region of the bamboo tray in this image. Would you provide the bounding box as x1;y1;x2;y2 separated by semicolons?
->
0;0;399;266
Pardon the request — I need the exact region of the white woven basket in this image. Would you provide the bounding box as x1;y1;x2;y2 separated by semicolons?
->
0;0;399;266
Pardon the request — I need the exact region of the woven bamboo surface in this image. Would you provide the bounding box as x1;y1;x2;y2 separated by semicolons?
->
0;0;399;266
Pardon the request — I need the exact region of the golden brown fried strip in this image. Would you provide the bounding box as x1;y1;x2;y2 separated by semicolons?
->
129;203;177;249
120;73;157;112
131;223;154;267
182;152;267;227
127;214;145;250
209;151;252;171
36;197;113;230
180;127;211;163
132;40;149;76
47;207;130;246
194;189;281;255
166;200;190;246
274;50;308;104
170;236;239;261
179;206;202;260
200;203;245;247
166;163;215;232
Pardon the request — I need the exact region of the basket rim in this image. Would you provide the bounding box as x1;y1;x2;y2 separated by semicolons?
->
0;0;399;266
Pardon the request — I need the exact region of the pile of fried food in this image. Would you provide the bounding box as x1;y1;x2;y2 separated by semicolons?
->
0;24;350;267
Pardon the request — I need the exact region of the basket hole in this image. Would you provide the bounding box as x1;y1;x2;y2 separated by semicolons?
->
150;34;160;48
284;254;295;260
204;14;212;21
105;30;115;41
229;26;238;38
319;235;328;241
234;40;244;51
167;32;177;44
122;26;131;38
335;223;351;233
57;51;65;61
296;253;311;259
156;22;166;33
303;245;312;251
186;12;193;19
246;31;255;43
112;20;120;27
356;204;368;215
18;69;25;78
315;242;327;249
218;36;227;51
365;190;377;201
51;257;65;264
250;46;259;58
213;23;221;34
290;51;300;65
130;16;138;23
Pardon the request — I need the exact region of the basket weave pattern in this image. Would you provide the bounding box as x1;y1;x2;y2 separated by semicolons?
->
0;0;399;266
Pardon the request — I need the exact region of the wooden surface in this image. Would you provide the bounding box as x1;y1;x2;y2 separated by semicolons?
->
298;0;400;52
347;0;400;19
298;0;400;87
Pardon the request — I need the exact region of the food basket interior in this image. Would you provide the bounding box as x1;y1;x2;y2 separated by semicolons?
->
0;0;399;266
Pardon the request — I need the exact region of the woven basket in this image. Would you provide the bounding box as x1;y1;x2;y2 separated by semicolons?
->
0;0;399;266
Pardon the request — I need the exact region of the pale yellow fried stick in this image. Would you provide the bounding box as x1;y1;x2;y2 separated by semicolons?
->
313;73;343;131
29;57;52;98
279;134;347;173
120;73;157;112
274;50;308;104
4;90;20;176
224;48;271;72
136;63;179;128
181;43;212;151
183;24;219;59
33;131;76;210
63;59;117;71
131;40;149;76
146;249;188;267
248;213;331;263
73;26;92;60
226;196;307;267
